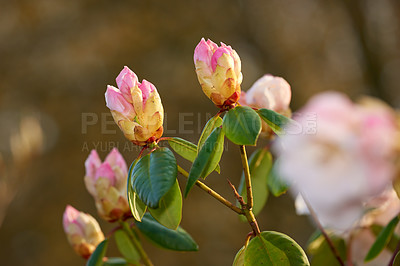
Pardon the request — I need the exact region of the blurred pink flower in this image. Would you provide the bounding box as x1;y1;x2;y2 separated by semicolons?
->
105;66;164;146
84;148;130;222
194;38;242;108
63;205;104;259
275;92;399;232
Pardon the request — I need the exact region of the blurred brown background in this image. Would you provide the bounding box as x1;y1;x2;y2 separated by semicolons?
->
0;0;399;265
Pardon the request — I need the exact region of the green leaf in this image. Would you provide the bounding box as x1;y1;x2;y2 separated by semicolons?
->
127;160;147;222
370;224;400;252
223;106;261;146
244;231;309;265
233;246;246;266
267;162;289;197
365;215;400;262
198;116;223;152
184;127;225;197
238;148;271;217
308;233;346;266
136;213;199;251
168;136;220;173
131;147;177;208
104;258;129;266
86;239;108;266
257;108;293;136
168;137;197;162
114;230;140;264
149;180;182;230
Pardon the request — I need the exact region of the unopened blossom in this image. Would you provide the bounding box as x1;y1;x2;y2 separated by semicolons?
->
194;38;242;108
84;148;130;222
63;205;105;259
240;74;292;135
105;66;164;146
274;92;399;233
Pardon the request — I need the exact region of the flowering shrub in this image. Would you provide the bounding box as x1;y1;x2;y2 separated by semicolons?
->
63;38;400;266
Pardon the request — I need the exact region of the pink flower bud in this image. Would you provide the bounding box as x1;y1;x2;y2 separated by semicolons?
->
105;66;164;146
240;75;292;137
194;38;242;108
84;148;130;222
63;205;105;259
274;92;399;233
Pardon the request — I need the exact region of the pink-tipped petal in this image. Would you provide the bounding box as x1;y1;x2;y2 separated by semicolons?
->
116;66;138;102
211;46;233;71
194;38;214;68
63;205;80;229
104;148;128;175
105;86;135;119
95;162;116;186
139;80;156;103
85;150;101;179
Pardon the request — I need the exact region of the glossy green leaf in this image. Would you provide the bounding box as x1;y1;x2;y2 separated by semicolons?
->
169;136;220;173
233;246;246;266
365;215;400;262
114;230;140;264
370;224;400;252
127;160;147;221
168;137;197;162
86;239;108;266
267;162;288;197
184;127;224;197
104;258;129;266
244;231;309;266
308;233;346;266
238;148;271;217
149;180;182;230
223;106;261;146
198;116;223;152
131;147;177;208
136;213;199;251
257;108;293;136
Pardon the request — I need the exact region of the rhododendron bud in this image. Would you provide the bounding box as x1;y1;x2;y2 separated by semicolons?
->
240;75;292;135
63;205;105;259
105;66;164;146
194;38;242;108
84;148;130;222
274;92;399;233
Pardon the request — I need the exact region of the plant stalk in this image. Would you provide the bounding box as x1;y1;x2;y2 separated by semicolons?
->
120;221;153;266
301;194;345;266
239;145;253;209
177;165;243;214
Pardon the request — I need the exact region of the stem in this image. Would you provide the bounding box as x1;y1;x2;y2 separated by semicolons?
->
388;238;400;266
227;179;260;235
120;221;153;266
239;145;253;208
177;165;243;214
302;194;345;266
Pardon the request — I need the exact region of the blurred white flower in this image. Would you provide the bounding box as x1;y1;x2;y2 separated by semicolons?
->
274;92;399;233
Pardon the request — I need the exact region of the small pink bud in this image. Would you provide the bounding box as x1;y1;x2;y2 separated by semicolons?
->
105;66;164;146
84;149;130;222
63;205;104;259
194;38;242;108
